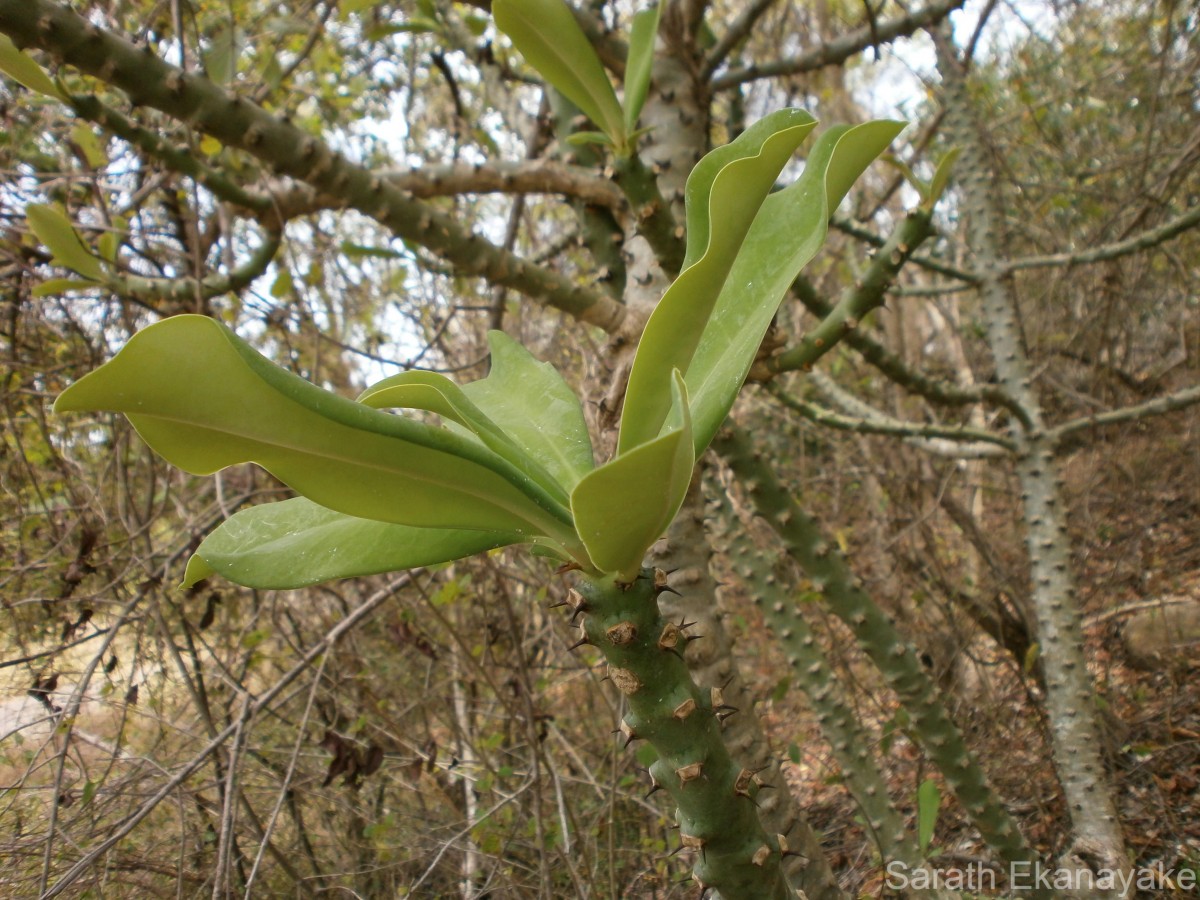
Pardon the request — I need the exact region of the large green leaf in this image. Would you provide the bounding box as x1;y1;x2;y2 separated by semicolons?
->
683;120;903;453
359;331;593;496
572;372;692;580
462;331;594;490
621;118;903;456
622;2;661;134
357;368;570;507
183;497;524;589
54;316;578;545
617;110;817;453
26;204;106;281
494;0;625;145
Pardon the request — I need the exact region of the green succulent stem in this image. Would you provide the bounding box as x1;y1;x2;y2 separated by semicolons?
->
612;152;686;276
708;487;918;868
714;425;1051;896
766;207;934;376
575;569;793;899
112;226;281;306
786;271;1034;428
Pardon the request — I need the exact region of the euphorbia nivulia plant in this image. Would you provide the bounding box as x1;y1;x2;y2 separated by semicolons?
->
54;2;900;895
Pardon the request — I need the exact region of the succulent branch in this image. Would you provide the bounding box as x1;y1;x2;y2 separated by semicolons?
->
788;273;1032;426
762;208;934;376
1048;383;1200;450
711;0;964;90
572;569;794;899
713;424;1050;892
110;226;281;307
765;380;1014;455
614;152;687;277
656;479;846;900
933;25;1131;887
707;483;920;870
65;92;272;218
270;159;629;218
830;217;977;284
703;0;779;78
1004;203;1200;272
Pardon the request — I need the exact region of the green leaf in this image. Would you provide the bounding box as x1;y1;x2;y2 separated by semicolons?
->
882;153;925;201
0;35;62;98
1023;641;1041;674
770;676;791;703
462;331;595;491
464;14;488;37
572;372;692;580
340;0;387;15
183;497;523;589
31;277;102;297
494;0;625;145
564;130;613;148
360;332;593;497
624;118;903;456
26;204;106;282
917;778;941;856
203;24;241;84
98;231;120;263
622;2;661;134
339;241;405;260
926;146;961;209
70;123;107;169
270;267;293;298
54;316;576;544
357;367;571;506
261;55;283;90
617;109;818;453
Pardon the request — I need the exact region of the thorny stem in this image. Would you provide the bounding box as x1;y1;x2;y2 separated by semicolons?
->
571;569;794;899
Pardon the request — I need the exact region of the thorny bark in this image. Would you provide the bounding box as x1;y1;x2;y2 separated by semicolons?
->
933;27;1131;894
652;478;844;900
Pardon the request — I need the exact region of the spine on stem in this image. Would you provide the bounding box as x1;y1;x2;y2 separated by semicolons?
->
570;569;795;898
